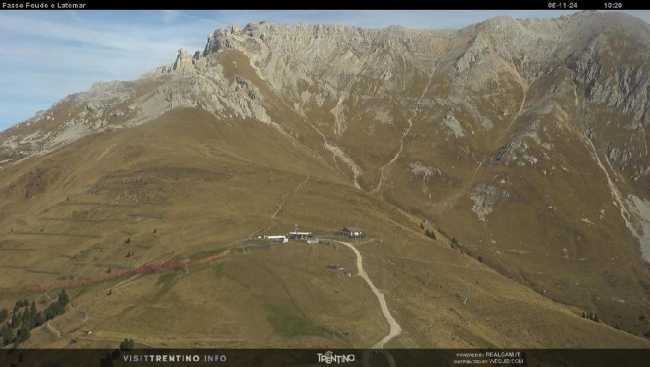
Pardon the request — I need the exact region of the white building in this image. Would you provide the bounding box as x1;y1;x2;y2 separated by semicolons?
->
264;235;288;244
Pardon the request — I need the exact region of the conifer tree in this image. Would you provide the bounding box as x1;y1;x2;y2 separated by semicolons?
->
0;308;8;323
1;324;13;346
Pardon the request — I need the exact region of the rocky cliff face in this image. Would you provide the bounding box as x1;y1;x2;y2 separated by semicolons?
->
2;11;650;340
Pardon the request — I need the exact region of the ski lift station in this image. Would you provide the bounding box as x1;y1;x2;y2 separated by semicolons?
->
341;226;365;239
288;231;313;240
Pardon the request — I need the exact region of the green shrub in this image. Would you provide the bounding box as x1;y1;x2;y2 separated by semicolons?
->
15;325;30;345
120;338;135;350
213;262;225;277
58;290;70;306
425;229;436;240
1;324;14;346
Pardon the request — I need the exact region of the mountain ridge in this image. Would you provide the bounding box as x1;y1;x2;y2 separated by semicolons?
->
2;11;650;347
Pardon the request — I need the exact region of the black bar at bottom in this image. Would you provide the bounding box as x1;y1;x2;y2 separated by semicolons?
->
1;349;649;367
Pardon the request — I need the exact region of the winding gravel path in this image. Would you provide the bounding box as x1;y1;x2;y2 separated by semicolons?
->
335;240;402;348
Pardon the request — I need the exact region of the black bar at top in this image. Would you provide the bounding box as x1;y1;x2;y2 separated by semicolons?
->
1;0;649;10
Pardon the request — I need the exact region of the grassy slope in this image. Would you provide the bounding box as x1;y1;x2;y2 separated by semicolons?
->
1;107;648;348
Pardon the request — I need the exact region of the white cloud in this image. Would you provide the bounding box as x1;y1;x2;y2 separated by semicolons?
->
0;11;221;129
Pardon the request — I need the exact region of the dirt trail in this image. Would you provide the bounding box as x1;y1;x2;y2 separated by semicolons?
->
428;159;482;215
429;82;528;215
583;135;637;236
251;175;311;237
373;69;435;194
42;293;63;339
335;240;402;348
272;175;310;219
325;142;362;190
30;251;228;295
46;321;61;338
111;274;143;291
372;118;413;194
304;117;362;190
504;82;529;133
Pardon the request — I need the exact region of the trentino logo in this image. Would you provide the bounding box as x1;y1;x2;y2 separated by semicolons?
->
317;351;356;365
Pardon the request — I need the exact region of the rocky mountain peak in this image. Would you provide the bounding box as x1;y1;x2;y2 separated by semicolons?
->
3;13;650;343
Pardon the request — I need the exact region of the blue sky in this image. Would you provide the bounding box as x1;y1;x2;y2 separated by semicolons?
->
1;10;648;131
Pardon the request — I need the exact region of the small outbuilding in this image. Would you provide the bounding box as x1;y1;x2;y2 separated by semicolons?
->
341;226;365;239
288;231;313;240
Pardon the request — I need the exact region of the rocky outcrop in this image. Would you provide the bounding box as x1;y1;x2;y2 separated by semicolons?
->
470;183;511;222
4;12;646;164
2;11;650;340
172;48;194;72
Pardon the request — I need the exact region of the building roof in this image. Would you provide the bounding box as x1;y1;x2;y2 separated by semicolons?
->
343;226;364;232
